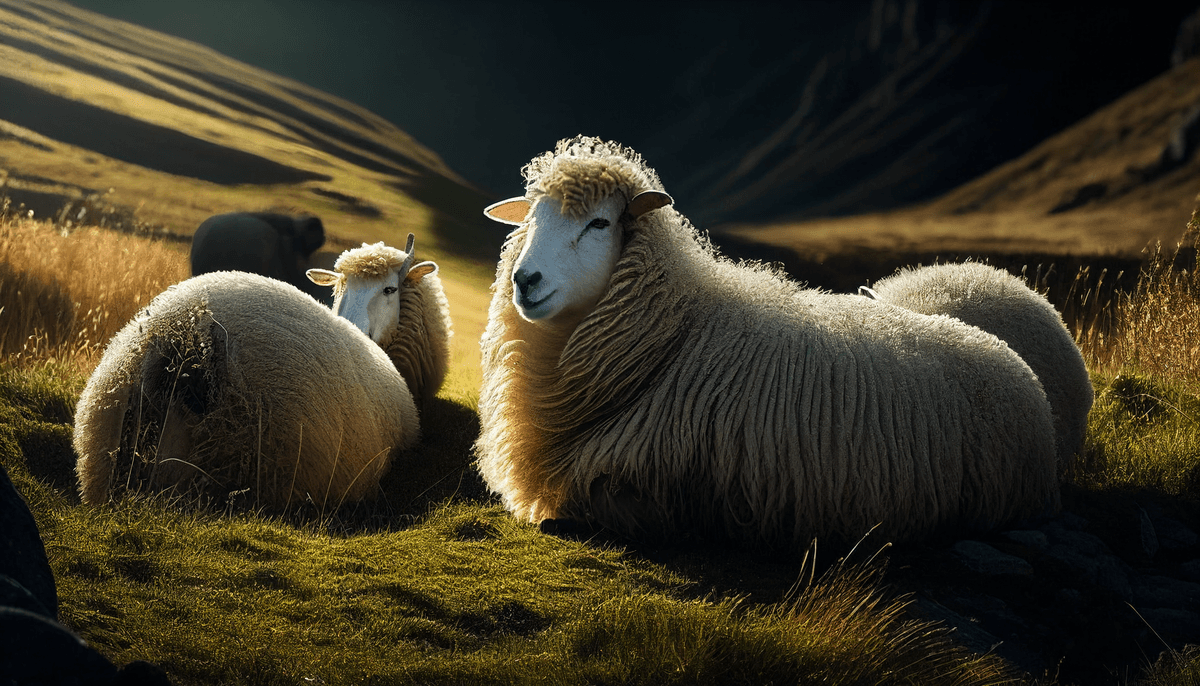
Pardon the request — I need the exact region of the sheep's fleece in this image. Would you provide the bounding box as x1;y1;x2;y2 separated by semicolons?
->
73;272;418;510
867;262;1094;470
322;240;452;411
476;135;1060;547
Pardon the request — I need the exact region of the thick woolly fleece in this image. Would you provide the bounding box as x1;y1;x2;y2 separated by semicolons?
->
476;136;1060;547
869;263;1094;471
331;242;452;411
73;272;418;509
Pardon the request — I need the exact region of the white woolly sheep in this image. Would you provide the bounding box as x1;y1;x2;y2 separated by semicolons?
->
475;135;1060;548
862;262;1094;471
307;235;452;412
73;272;418;510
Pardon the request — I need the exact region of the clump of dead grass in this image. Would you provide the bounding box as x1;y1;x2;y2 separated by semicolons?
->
1067;209;1200;496
0;205;187;371
1079;210;1200;385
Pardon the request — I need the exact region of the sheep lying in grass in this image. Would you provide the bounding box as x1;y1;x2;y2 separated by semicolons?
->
476;135;1060;547
308;235;452;412
862;262;1094;471
73;272;418;510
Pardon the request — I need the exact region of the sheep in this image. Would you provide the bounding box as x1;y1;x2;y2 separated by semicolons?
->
190;211;333;305
475;135;1060;548
307;235;452;413
861;262;1094;471
73;272;418;510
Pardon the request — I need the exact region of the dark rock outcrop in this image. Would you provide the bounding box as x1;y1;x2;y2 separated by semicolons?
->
0;463;56;618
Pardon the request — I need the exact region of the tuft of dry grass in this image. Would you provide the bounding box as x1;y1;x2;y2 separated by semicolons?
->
0;206;188;370
1068;209;1200;496
1080;212;1200;386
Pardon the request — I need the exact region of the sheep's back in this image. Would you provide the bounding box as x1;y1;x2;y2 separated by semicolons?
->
381;273;452;411
561;288;1059;546
74;272;416;508
870;263;1093;468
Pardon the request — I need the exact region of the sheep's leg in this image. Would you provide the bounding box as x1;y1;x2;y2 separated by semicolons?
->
560;474;674;543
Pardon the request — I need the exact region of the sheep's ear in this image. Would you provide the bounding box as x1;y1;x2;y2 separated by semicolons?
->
858;286;879;299
306;268;340;286
484;197;531;225
405;261;438;283
626;190;673;219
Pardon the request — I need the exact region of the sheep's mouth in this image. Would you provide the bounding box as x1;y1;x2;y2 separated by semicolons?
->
517;289;557;317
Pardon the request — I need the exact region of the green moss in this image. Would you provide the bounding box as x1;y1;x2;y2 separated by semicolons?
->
1081;370;1200;495
0;356;1018;685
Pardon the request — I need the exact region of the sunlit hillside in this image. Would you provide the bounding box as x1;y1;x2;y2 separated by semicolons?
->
0;0;501;391
721;56;1200;262
0;0;500;255
2;2;1200;682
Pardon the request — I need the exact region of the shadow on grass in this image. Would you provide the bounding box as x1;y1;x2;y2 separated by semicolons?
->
393;174;503;264
0;75;330;186
320;396;492;534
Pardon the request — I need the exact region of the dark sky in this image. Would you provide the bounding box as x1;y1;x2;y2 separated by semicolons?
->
63;1;1199;213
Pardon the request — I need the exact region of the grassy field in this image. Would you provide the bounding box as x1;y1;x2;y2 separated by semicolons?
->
1;211;1021;684
2;205;1200;684
2;2;1198;681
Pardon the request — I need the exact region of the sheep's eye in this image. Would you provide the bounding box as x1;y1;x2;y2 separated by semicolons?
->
586;218;610;230
383;286;398;295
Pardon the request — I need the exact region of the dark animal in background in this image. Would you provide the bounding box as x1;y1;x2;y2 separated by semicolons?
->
190;212;332;305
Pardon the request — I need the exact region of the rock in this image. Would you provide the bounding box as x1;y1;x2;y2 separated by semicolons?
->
953;540;1034;576
1133;575;1200;612
1139;507;1160;560
1133;607;1200;648
0;574;52;619
1057;512;1092;532
1155;516;1198;551
0;606;175;685
1056;588;1085;612
0;606;117;684
1041;525;1133;599
114;660;174;686
1142;504;1199;551
1181;559;1200;583
1003;530;1049;551
0;463;57;618
910;595;1042;677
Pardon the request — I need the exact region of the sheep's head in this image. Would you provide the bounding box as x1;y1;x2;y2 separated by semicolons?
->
306;234;437;344
485;189;671;324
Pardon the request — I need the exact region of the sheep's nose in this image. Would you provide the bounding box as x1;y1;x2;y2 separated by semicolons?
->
513;268;541;294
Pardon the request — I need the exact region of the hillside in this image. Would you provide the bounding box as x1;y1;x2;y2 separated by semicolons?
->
0;0;505;391
0;0;501;267
3;0;1200;353
721;55;1200;274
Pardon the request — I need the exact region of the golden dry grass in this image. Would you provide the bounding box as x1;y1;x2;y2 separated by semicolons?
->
0;208;490;407
1080;212;1200;386
0;206;188;369
1068;210;1200;496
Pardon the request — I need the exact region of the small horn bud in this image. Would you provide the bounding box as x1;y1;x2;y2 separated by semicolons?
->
626;190;673;219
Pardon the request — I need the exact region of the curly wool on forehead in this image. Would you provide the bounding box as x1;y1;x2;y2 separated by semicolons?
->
334;242;409;278
522;136;663;220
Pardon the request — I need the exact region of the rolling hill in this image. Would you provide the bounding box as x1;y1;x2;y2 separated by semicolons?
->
722;54;1200;262
0;0;501;267
2;0;1199;319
